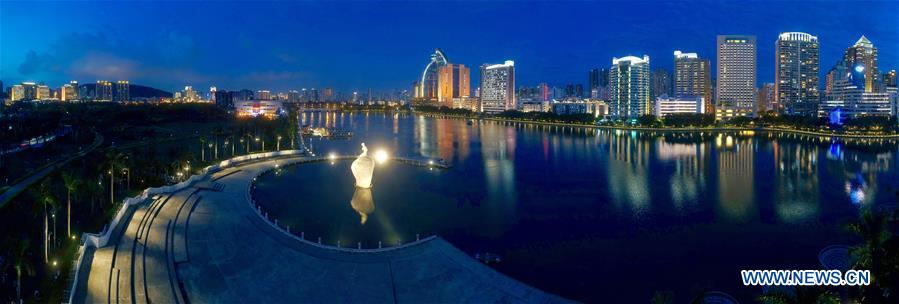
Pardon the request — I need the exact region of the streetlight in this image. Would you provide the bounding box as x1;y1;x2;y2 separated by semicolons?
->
122;168;130;191
277;135;282;151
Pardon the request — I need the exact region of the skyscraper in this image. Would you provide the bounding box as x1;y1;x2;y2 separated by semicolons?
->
115;80;130;102
883;70;897;88
609;55;651;118
716;35;757;119
757;83;775;114
415;49;449;104
61;83;78;101
479;60;515;113
775;32;820;115
589;68;601;98
96;80;113;101
842;36;878;93
673;50;712;113
651;68;672;101
437;64;470;108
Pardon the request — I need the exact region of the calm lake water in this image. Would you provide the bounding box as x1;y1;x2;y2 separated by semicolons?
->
252;112;899;302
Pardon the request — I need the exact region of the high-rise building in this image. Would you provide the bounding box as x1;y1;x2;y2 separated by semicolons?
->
61;83;78;101
36;85;51;100
322;88;334;102
479;60;515;113
96;80;113;101
609;55;651;118
651;68;672;101
882;70;896;89
589;68;601;98
115;80;130;102
10;84;25;101
673;50;712;113
716;35;757;119
775;32;820;115
256;90;271;100
415;49;449;104
214;89;234;108
537;83;550;102
757;83;775;114
842;36;878;93
437;64;470;107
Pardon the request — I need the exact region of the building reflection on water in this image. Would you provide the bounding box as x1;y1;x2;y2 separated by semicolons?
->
299;112;898;222
715;134;756;222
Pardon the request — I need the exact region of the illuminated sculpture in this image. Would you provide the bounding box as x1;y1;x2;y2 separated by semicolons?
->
350;187;375;224
351;143;375;188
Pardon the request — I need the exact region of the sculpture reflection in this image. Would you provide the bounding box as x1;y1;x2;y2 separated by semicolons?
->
351;143;375;188
350;187;375;224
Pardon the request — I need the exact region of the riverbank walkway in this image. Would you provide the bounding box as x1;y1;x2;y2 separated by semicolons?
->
73;156;566;303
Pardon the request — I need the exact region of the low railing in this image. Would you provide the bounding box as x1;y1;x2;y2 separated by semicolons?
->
64;150;309;303
245;161;437;252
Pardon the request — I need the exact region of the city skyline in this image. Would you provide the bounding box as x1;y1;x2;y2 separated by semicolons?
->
2;1;897;93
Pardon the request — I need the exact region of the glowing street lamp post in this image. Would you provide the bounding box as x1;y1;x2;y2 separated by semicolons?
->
277;135;282;151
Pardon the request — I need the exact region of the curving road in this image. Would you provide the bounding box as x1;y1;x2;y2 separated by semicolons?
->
74;157;568;303
0;130;104;207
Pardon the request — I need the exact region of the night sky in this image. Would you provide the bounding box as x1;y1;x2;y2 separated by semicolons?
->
1;1;897;93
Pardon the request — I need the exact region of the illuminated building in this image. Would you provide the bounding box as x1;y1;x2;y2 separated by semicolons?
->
716;35;757;119
842;36;879;93
478;60;515;113
883;70;897;88
322;87;334;102
654;95;706;117
651;68;671;101
437;64;470;108
96;80;113;101
775;32;820;115
552;99;607;117
61;83;78;101
673;50;712;113
415;49;449;105
757;83;775;113
115;80;130;102
256;90;271;101
609;55;651;118
235;100;284;119
819;78;892;120
10;84;25;101
36;85;51;100
588;69;601;98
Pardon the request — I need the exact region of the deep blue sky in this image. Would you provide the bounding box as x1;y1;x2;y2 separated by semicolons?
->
1;1;897;94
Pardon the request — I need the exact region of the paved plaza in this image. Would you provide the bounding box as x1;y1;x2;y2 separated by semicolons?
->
73;157;567;303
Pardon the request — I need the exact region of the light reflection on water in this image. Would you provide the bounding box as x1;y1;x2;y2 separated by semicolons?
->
262;112;899;301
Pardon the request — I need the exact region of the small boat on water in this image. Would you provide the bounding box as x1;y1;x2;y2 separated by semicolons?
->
474;252;502;264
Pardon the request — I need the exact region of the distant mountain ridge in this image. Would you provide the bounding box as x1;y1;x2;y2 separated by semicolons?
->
80;83;172;98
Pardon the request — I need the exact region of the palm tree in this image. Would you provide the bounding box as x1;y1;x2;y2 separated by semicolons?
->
3;238;36;303
846;209;892;303
199;137;206;161
104;151;126;205
34;179;58;264
61;172;82;238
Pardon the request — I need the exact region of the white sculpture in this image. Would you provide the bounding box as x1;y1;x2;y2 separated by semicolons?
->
350;187;374;224
351;143;375;188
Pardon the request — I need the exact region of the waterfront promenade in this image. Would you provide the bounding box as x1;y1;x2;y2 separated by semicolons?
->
72;156;565;303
